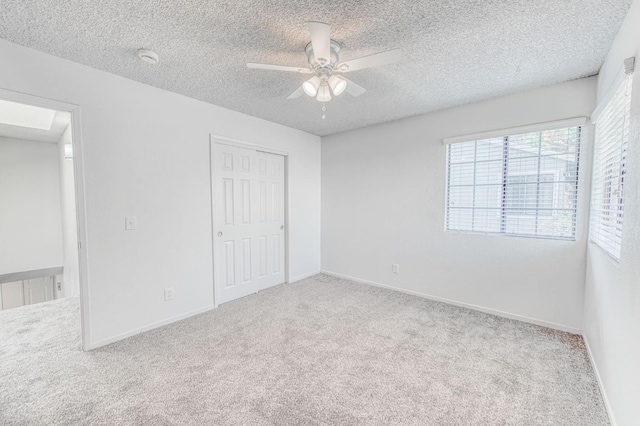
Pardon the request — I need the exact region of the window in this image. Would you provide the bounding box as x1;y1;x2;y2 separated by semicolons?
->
445;125;581;239
589;74;633;260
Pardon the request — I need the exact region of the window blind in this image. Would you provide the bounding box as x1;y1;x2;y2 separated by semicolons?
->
589;75;633;259
446;126;581;239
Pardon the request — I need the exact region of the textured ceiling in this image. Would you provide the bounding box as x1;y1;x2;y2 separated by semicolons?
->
0;0;632;136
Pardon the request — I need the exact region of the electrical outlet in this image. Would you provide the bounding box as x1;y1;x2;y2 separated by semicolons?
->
164;287;174;301
392;264;400;274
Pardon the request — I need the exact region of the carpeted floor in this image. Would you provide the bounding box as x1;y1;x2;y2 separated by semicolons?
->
0;274;608;425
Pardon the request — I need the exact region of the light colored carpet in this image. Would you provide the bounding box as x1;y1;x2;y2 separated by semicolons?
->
0;274;608;425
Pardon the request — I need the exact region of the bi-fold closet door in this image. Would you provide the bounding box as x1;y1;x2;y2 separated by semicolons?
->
212;143;285;305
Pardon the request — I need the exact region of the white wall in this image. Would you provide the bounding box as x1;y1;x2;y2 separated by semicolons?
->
322;77;596;332
0;39;321;348
57;125;80;297
583;1;640;424
0;137;64;275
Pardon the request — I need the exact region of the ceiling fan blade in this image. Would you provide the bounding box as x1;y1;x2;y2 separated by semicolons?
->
343;78;366;97
287;86;305;99
337;49;402;72
247;63;312;73
307;21;331;66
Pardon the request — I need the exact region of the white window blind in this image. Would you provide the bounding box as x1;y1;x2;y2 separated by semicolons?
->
446;126;581;239
589;74;633;259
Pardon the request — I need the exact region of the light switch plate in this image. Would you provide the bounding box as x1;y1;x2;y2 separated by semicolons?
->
125;216;137;230
392;264;400;274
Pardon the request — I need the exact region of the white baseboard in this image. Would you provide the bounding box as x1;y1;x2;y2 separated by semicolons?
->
89;272;323;349
87;304;215;350
289;270;321;284
583;334;617;426
320;270;582;335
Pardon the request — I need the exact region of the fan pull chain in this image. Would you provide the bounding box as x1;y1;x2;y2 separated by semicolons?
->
322;103;326;120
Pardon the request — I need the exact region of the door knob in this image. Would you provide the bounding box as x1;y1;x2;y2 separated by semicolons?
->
217;231;223;237
280;225;284;230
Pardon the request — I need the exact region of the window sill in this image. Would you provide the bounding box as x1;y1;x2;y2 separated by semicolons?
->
444;229;576;242
588;241;621;266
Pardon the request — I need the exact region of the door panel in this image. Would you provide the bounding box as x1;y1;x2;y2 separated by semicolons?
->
0;277;55;310
1;281;24;310
212;143;285;305
23;276;54;305
273;234;281;274
255;151;285;290
258;235;267;278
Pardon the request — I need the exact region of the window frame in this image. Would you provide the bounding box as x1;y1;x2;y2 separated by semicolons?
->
588;73;634;261
443;119;585;240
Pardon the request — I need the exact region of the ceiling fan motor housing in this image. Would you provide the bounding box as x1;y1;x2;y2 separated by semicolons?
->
305;40;343;76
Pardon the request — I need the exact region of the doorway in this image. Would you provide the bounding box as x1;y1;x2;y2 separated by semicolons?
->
210;137;287;306
0;91;89;349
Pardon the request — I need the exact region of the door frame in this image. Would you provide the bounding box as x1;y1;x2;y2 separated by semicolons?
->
209;134;290;308
0;88;91;350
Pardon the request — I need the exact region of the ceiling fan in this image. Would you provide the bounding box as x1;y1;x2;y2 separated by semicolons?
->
247;22;401;117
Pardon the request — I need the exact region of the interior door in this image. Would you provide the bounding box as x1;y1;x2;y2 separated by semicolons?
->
1;281;24;310
255;150;286;290
23;276;55;305
212;142;285;305
0;277;55;310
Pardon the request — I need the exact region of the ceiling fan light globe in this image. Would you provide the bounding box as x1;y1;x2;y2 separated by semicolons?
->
328;75;347;96
302;76;321;97
302;82;316;97
316;83;332;102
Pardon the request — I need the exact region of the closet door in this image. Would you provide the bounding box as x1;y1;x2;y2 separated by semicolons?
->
1;281;24;310
255;151;285;291
212;143;285;306
0;277;55;310
23;276;55;305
